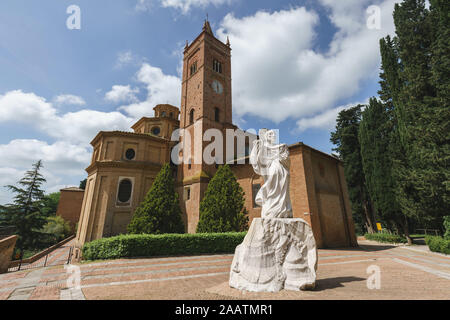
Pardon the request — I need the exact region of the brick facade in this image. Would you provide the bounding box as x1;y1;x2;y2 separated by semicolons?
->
73;21;357;256
56;188;85;232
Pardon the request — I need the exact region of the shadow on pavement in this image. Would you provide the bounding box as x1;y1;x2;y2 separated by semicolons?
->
314;276;366;291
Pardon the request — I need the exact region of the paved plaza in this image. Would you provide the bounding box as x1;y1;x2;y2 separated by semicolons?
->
0;240;449;300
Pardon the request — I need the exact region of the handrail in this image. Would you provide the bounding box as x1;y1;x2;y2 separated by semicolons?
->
8;235;75;268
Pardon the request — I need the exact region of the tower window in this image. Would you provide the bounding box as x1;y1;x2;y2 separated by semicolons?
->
190;62;197;75
161;111;167;117
214;107;220;122
189;109;195;125
170;112;174;119
213;59;222;73
184;187;191;200
117;179;132;204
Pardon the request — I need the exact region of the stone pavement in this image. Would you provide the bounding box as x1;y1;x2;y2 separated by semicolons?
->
0;240;449;300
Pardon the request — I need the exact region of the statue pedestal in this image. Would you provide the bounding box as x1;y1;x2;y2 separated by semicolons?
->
229;218;317;292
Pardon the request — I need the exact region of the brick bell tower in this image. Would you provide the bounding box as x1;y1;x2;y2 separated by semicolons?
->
177;20;234;233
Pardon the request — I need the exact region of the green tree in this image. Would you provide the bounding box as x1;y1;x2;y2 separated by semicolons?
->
197;165;248;233
380;0;449;230
3;160;47;249
359;98;413;243
128;163;184;234
79;179;87;190
331;106;377;234
41;215;72;244
41;192;60;217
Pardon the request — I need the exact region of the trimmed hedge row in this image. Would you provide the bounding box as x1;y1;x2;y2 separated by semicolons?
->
425;236;450;255
82;232;246;261
364;233;407;244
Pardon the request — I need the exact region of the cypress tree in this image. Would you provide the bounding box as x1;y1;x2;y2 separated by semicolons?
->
359;98;412;242
197;165;248;233
128;163;184;234
331;106;377;234
383;0;449;230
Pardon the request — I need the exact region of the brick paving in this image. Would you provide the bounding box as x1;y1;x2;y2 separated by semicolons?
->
0;240;449;300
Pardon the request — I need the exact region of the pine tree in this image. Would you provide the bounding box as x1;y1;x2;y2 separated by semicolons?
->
128;163;184;234
197;165;248;233
3;160;47;250
331;106;377;234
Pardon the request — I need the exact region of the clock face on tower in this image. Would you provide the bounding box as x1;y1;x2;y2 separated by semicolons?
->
211;80;223;94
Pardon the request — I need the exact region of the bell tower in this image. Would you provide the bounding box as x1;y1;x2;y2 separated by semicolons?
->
177;20;234;233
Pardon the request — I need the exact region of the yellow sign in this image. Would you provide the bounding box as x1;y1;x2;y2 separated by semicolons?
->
376;223;382;231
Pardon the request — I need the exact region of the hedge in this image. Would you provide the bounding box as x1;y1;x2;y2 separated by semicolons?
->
364;233;407;244
425;236;450;255
82;232;246;261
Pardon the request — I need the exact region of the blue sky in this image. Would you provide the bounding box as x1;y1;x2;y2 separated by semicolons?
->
0;0;400;203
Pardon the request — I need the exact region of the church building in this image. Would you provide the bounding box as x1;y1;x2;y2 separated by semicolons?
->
74;21;357;255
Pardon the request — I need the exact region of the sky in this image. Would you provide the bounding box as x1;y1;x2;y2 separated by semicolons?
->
0;0;401;204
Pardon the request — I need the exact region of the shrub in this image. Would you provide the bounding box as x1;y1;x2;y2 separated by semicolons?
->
425;236;450;255
82;232;246;261
197;165;248;233
443;216;450;240
41;215;72;243
364;232;407;244
128;164;184;234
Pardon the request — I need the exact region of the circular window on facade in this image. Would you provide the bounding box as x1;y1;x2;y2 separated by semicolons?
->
117;179;132;203
125;148;136;160
151;127;161;136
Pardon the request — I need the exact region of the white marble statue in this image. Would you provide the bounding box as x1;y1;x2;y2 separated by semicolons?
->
250;129;293;219
229;129;318;292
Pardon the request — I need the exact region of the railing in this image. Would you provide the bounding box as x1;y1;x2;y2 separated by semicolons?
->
8;235;75;272
414;229;440;236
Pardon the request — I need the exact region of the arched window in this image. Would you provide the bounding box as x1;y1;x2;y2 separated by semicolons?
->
189;109;195;125
214;108;220;122
117;179;132;203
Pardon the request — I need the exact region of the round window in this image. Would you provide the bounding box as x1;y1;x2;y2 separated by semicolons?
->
125;148;135;160
151;127;161;135
117;179;132;203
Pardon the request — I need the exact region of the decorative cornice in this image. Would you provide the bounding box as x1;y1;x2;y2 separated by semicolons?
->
86;160;163;174
90;131;170;146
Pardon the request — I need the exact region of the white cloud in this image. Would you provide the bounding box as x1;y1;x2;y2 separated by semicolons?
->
119;63;180;118
0;140;91;176
0;90;134;144
295;100;368;133
105;85;139;104
53;94;86;107
136;0;232;13
0;140;91;204
0;90;135;202
216;1;399;123
115;50;145;69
